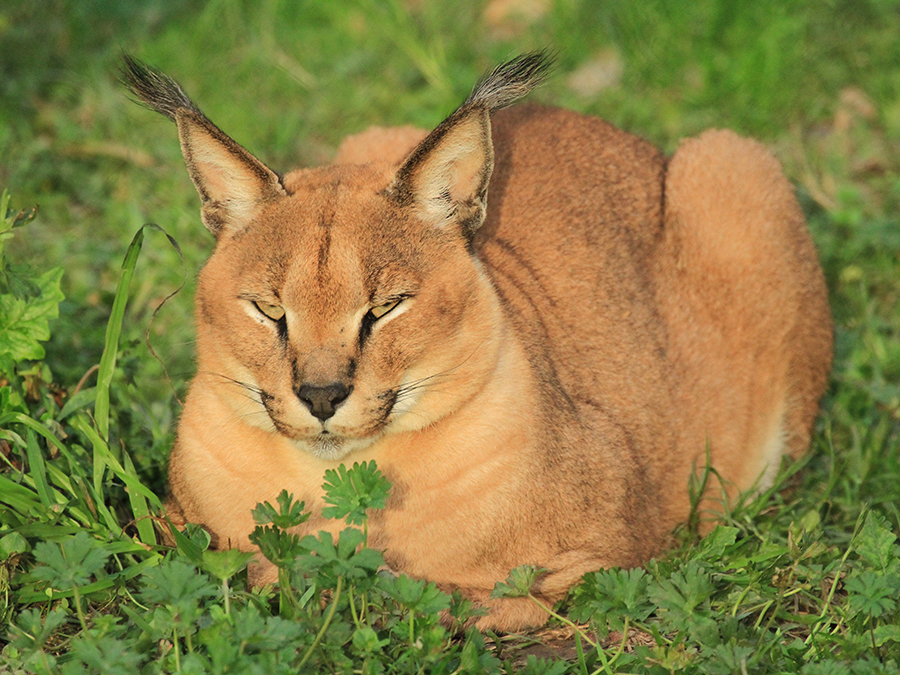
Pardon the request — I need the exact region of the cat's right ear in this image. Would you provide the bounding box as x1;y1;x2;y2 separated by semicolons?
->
121;54;286;238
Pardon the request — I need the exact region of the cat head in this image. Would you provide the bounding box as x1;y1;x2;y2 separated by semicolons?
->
122;53;550;460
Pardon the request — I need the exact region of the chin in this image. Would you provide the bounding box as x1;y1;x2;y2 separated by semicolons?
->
289;433;377;462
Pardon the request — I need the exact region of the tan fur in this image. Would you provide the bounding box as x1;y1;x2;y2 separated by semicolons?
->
141;64;832;632
334;125;428;166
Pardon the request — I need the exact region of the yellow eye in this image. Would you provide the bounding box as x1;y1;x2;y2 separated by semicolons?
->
254;301;285;322
369;299;400;319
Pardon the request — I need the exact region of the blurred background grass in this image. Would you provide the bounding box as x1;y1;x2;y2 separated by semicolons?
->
1;0;899;508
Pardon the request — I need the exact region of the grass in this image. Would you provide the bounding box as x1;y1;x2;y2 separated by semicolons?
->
1;0;900;672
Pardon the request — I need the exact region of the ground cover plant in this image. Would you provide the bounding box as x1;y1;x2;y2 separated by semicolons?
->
1;0;899;672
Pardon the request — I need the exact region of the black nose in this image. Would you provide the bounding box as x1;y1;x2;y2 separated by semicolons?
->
296;382;352;422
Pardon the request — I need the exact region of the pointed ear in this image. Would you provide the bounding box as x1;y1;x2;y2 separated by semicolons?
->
383;51;553;236
120;54;285;238
174;110;286;237
387;105;493;236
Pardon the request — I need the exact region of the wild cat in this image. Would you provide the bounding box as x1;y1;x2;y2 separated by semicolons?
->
122;52;832;630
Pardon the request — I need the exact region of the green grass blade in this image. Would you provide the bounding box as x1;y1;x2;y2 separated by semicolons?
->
121;449;156;546
72;414;162;509
95;226;145;441
13;524;84;539
92;436;108;507
105;539;161;556
1;413;68;457
166;519;204;564
57;386;97;421
120;605;155;634
0;474;42;517
47;437;119;530
24;429;53;509
69;415;132;533
41;464;95;528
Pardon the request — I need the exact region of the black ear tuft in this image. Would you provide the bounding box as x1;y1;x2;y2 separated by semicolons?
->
120;53;202;122
464;50;555;113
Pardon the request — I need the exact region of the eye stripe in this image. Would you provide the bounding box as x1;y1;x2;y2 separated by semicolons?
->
359;312;376;347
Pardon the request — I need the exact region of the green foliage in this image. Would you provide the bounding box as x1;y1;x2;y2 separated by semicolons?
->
853;511;898;573
846;570;899;618
381;575;451;616
0;190;64;399
30;532;110;592
139;559;217;616
0;267;63;371
648;560;719;644
297;528;385;584
552;506;900;673
569;567;654;639
248;489;311;587
493;564;548;599
200;548;255;584
251;489;310;530
321;460;392;527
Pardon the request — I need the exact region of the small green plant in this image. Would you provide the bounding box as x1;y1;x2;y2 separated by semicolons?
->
248;489;310;618
30;532;110;633
321;460;391;534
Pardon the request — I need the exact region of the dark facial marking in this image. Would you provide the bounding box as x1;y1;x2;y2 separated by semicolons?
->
276;315;289;344
317;225;332;279
359;311;376;348
315;180;341;283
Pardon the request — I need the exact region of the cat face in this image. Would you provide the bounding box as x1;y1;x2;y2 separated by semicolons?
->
194;165;502;460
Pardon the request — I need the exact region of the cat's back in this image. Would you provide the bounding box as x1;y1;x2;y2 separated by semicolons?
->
475;103;668;348
474;104;672;442
478;103;666;258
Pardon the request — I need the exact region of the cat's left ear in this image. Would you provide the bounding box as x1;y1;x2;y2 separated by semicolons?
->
386;52;552;238
388;105;493;237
